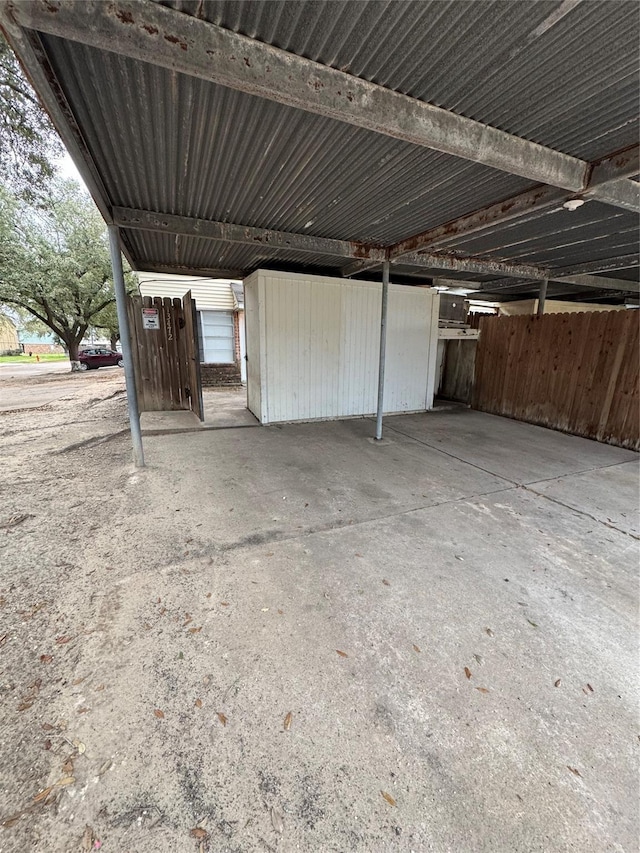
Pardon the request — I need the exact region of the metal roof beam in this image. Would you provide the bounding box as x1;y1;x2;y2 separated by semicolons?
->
389;145;640;259
396;252;549;281
553;255;639;276
113;207;386;262
475;272;639;295
2;0;597;192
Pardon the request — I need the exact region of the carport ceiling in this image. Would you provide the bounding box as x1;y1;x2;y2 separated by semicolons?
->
2;0;639;302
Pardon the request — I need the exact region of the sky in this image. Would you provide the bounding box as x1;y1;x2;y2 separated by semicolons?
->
54;150;86;187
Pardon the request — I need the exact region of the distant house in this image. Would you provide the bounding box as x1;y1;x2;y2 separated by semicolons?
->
17;328;65;354
0;314;19;354
137;272;245;385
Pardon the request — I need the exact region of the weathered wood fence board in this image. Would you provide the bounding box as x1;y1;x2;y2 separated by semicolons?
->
126;291;204;420
473;311;639;449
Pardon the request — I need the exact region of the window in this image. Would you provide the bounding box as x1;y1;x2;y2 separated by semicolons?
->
198;311;234;364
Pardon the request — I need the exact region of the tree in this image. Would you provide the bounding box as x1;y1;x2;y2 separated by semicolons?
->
1;33;61;200
0;180;127;369
91;301;121;351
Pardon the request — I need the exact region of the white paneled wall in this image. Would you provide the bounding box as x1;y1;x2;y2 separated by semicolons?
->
244;270;439;425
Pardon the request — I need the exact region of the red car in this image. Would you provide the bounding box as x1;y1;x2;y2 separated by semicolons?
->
78;348;124;371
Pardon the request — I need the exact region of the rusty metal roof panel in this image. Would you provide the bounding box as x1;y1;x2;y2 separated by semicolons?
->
161;0;640;160
436;201;639;268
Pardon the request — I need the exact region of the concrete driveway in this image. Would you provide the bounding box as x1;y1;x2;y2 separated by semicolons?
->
0;398;637;852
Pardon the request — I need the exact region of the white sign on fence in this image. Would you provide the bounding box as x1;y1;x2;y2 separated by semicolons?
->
142;307;159;330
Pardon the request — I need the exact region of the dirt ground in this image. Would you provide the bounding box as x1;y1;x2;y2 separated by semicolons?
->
0;371;638;853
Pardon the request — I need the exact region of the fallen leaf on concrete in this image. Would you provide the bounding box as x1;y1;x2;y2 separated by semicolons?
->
464;667;472;680
355;553;363;558
554;678;561;687
17;698;34;711
183;614;192;626
189;627;202;634
33;786;53;803
62;761;74;774
73;740;86;754
277;609;284;615
485;628;494;637
206;593;212;598
382;579;390;586
220;602;230;607
476;687;490;694
270;806;284;834
55;776;75;788
381;791;396;807
40;655;53;664
195;699;203;709
81;824;95;851
72;677;85;686
526;619;538;628
55;636;72;645
42;723;55;732
95;684;105;692
203;676;211;686
336;650;348;658
154;709;165;719
567;766;582;777
0;634;6;647
97;760;112;776
473;654;484;665
412;644;421;653
283;712;292;731
190;828;208;839
44;740;52;750
217;712;227;727
77;707;90;714
586;683;594;692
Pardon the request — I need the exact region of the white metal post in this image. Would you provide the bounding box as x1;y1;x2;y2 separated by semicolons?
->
375;258;390;440
108;224;144;467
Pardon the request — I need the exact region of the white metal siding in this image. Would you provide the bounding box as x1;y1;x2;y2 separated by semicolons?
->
137;272;237;311
244;280;261;420
245;270;439;425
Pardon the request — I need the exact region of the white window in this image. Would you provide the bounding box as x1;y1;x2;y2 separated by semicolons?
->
199;311;234;364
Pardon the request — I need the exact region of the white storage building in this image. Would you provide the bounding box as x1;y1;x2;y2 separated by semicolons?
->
245;270;439;425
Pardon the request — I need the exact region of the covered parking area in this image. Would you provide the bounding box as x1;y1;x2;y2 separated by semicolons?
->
0;1;638;850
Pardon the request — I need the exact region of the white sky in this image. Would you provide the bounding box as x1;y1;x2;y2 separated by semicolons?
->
54;150;86;187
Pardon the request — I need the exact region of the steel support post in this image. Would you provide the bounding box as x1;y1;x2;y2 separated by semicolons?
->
375;258;390;440
108;225;144;467
537;279;548;315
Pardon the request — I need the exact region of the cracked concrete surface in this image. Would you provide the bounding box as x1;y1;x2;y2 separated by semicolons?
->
1;375;638;852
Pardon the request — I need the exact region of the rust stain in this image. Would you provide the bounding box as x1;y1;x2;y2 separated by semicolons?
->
44;0;60;12
244;57;251;67
164;33;188;50
142;23;158;35
115;8;134;24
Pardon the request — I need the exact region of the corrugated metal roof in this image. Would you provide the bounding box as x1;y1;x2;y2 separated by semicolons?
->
162;0;640;160
6;0;639;303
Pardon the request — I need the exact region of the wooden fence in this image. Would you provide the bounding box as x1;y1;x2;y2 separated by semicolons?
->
127;293;204;420
473;311;639;449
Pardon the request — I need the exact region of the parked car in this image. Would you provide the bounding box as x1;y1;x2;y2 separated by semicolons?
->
78;348;124;371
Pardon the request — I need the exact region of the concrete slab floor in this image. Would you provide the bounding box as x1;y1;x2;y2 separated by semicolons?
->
97;409;637;851
2;400;637;852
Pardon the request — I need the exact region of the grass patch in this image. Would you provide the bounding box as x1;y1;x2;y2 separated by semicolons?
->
0;354;68;363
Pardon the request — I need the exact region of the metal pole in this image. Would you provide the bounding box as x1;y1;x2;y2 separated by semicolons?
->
375;257;390;440
108;224;145;467
537;279;548;315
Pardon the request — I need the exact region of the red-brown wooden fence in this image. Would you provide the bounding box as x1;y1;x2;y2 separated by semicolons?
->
473;311;639;449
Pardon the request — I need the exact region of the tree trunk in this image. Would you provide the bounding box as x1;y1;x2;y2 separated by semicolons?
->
110;332;118;351
68;339;81;372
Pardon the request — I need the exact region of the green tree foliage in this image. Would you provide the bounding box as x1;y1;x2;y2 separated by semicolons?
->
1;34;61;200
0;180;125;368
